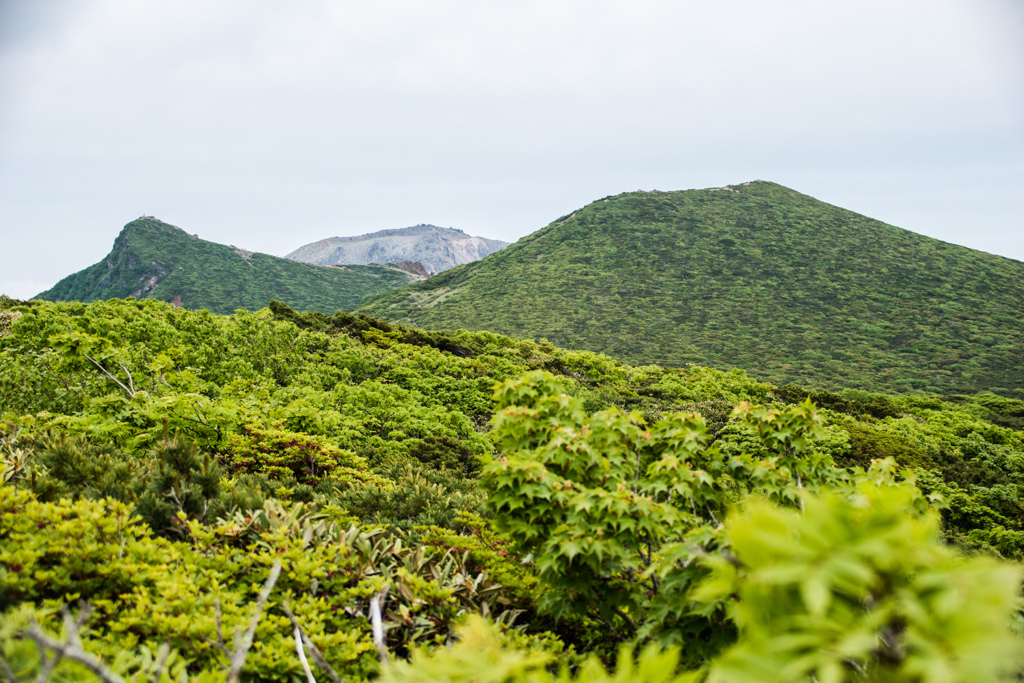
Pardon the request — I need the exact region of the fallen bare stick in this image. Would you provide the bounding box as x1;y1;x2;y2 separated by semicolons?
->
0;656;18;683
293;626;316;683
369;586;390;665
226;560;282;683
279;601;342;683
22;607;124;683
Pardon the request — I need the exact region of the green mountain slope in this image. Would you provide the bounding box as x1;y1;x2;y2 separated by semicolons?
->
36;217;419;314
360;181;1024;395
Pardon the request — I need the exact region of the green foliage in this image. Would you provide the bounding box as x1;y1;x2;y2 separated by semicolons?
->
135;435;224;532
698;483;1022;682
388;484;1022;683
0;297;773;464
963;392;1024;431
221;422;368;486
14;432;141;504
36;217;416;314
773;385;901;420
0;605;204;683
382;615;693;683
334;466;485;533
2;295;1024;681
360;181;1024;396
420;513;545;613
482;370;851;657
0;485;518;680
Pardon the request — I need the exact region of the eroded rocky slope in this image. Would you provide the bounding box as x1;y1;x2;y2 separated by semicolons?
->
286;224;508;274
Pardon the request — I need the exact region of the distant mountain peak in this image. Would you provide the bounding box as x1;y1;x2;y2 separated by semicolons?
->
286;224;509;274
130;216;204;239
37;217;422;314
359;182;1024;396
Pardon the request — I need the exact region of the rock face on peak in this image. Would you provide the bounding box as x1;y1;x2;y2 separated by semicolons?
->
36;217;419;314
285;224;509;274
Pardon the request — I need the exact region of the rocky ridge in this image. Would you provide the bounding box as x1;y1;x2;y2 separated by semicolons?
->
285;224;509;274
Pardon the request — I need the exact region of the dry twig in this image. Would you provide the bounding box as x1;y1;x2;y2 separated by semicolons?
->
369;586;390;665
279;602;342;683
226;560;282;683
0;656;18;683
82;354;135;398
293;627;316;683
21;606;124;683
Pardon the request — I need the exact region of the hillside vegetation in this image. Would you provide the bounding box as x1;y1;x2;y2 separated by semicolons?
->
2;295;1024;680
37;217;418;314
360;181;1024;396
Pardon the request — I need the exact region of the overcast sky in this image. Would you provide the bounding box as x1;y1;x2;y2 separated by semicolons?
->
1;0;1022;298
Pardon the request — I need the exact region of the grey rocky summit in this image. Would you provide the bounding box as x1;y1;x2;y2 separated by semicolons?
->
285;224;508;274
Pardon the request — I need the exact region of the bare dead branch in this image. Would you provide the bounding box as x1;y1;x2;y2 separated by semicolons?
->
226;560;282;683
82;354;134;398
213;600;227;650
32;646;61;683
0;655;17;683
293;627;316;683
190;402;209;426
147;642;171;683
115;363;135;395
369;587;390;665
593;612;624;642
843;657;867;676
22;608;124;683
611;606;637;634
199;600;232;665
279;602;342;683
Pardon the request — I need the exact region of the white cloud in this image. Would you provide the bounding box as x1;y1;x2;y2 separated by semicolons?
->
0;280;53;300
0;0;1021;289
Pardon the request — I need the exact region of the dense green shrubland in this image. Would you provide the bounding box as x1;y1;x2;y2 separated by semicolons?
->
360;181;1024;396
1;295;1023;681
385;485;1022;683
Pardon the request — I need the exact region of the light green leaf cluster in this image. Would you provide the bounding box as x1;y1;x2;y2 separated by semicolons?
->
383;615;696;683
483;370;858;656
387;484;1023;683
0;483;521;680
700;482;1022;682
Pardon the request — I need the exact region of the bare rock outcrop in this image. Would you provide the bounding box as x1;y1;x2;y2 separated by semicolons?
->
285;225;508;274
